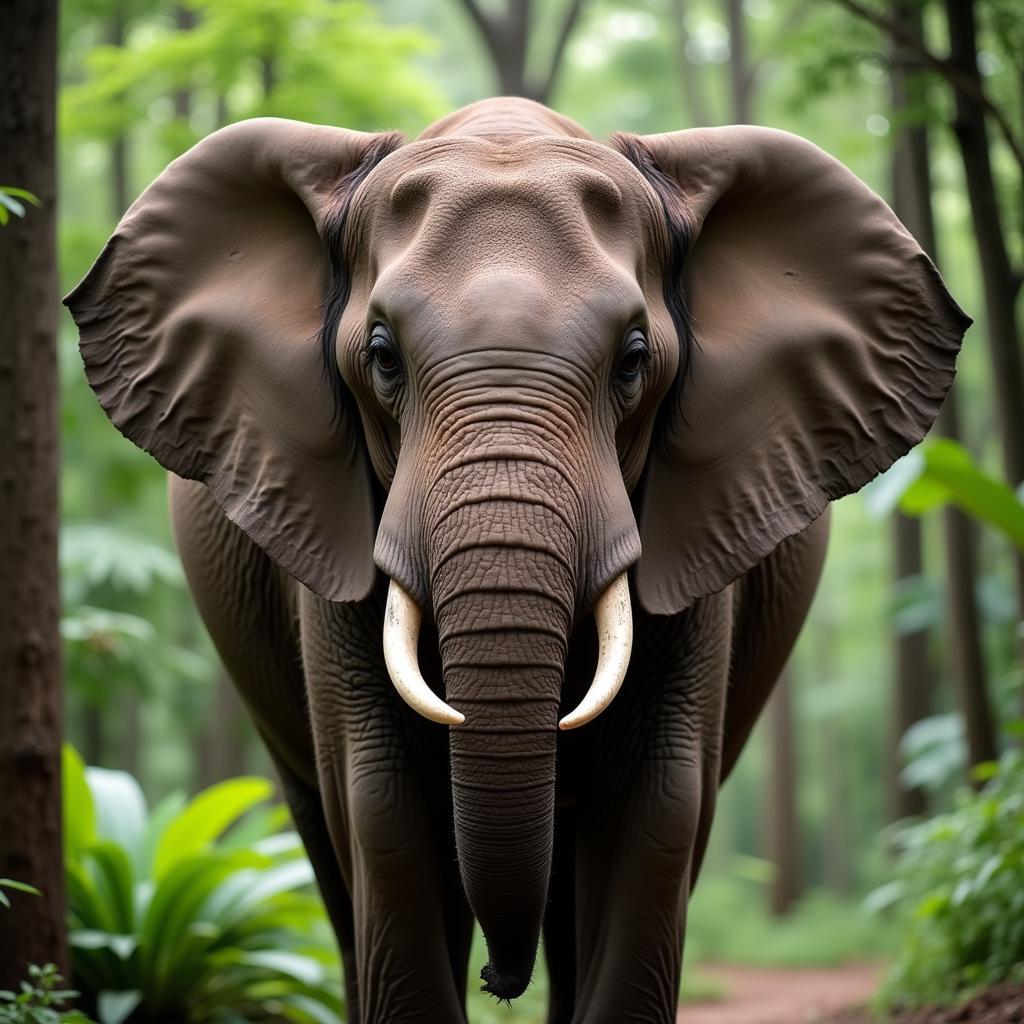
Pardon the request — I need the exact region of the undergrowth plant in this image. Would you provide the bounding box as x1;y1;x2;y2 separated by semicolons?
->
0;963;95;1024
63;746;343;1024
878;748;1024;1009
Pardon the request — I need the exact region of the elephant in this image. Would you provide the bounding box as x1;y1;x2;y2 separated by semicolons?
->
66;97;968;1023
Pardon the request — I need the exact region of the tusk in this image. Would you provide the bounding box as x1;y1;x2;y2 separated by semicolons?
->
558;573;633;731
383;579;464;726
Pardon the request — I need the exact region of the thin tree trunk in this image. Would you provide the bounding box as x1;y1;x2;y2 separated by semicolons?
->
887;0;936;819
725;0;751;123
198;672;249;786
108;4;129;218
765;670;802;915
943;0;1024;625
671;0;711;125
172;5;195;121
456;0;587;103
0;0;68;982
940;392;999;769
889;0;997;772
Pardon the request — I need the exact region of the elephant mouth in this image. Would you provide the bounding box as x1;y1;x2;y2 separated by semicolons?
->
381;572;634;730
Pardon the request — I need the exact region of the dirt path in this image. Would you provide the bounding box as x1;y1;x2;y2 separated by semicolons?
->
678;964;881;1024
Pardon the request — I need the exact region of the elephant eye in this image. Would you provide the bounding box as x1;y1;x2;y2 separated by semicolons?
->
616;330;649;383
368;325;401;378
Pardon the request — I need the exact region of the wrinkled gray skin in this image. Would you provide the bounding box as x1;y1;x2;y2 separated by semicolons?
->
68;96;967;1023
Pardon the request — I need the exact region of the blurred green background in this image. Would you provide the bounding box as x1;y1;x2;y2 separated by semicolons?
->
49;1;1024;1021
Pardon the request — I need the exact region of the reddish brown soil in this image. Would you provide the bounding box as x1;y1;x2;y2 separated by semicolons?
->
678;967;1024;1024
828;984;1024;1024
678;964;880;1024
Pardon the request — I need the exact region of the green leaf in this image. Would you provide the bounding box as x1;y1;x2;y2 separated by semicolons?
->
85;768;147;868
63;746;96;864
900;440;1024;550
96;990;140;1024
0;192;25;218
152;777;273;881
0;879;42;897
0;186;41;204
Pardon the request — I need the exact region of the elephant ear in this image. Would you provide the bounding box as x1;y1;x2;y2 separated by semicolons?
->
621;126;970;615
66;118;401;602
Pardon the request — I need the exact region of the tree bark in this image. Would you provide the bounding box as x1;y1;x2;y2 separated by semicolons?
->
198;672;250;787
172;5;195;121
888;0;998;772
455;0;587;103
943;0;1024;625
108;3;129;218
725;0;751;123
887;0;936;820
0;0;68;982
670;0;712;126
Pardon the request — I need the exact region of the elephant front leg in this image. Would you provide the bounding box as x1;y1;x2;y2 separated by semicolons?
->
568;596;730;1024
301;593;472;1024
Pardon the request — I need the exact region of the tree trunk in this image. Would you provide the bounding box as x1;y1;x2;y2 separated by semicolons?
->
765;670;802;915
725;0;751;123
888;516;931;817
198;672;250;786
0;0;68;982
886;0;936;819
890;0;997;773
943;0;1024;624
108;4;129;219
456;0;586;103
671;0;712;125
172;5;195;121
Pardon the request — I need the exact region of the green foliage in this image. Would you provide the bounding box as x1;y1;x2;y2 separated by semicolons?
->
686;875;896;968
63;747;343;1024
878;750;1024;1009
868;439;1024;552
0;964;95;1024
0;186;41;225
0;879;42;910
62;0;448;153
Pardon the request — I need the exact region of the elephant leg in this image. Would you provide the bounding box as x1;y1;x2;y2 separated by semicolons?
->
569;594;731;1024
543;804;578;1024
300;589;471;1024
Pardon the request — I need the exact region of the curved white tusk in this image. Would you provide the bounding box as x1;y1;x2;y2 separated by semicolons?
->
558;573;633;731
383;579;464;726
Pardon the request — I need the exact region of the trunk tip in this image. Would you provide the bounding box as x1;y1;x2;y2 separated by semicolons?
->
480;960;533;1002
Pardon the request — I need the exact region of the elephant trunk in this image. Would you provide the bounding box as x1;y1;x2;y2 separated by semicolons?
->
429;473;577;1000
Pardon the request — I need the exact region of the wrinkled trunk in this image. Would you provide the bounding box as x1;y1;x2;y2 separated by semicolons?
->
427;461;577;999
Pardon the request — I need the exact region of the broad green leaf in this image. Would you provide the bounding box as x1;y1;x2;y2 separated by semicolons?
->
138;791;186;879
86;768;147;866
86;842;135;934
63;745;96;864
153;777;273;880
97;990;141;1024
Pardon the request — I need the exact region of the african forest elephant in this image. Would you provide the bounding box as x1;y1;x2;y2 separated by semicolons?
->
67;98;968;1022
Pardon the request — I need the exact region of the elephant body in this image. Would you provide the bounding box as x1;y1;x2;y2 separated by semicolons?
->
68;98;968;1021
170;473;829;1022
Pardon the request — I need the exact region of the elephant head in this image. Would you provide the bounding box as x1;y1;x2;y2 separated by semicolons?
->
66;98;968;999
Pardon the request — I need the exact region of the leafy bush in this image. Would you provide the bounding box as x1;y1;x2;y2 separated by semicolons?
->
63;747;343;1024
879;749;1024;1009
0;964;95;1024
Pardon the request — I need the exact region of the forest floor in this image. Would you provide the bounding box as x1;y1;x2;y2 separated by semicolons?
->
678;967;1024;1024
679;964;881;1023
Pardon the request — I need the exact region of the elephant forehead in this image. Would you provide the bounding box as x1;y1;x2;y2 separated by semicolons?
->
364;138;651;278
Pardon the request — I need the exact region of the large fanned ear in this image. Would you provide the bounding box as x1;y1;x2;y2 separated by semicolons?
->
65;118;401;602
620;126;970;615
